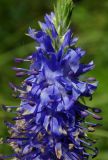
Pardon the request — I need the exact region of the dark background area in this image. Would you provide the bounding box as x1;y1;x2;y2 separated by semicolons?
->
0;0;108;159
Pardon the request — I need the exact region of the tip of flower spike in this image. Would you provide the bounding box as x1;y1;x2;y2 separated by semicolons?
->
54;0;74;35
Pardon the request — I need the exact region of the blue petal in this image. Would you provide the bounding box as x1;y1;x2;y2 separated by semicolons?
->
39;19;58;39
62;29;72;48
50;117;61;135
35;104;42;124
75;47;86;58
62;49;80;73
27;27;36;40
44;13;58;38
43;115;50;131
71;37;78;46
76;61;94;76
38;21;48;32
57;48;63;61
40;88;50;106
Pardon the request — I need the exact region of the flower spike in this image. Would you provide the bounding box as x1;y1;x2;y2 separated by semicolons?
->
2;1;102;160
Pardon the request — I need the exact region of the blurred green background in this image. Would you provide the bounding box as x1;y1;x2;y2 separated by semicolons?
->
0;0;108;159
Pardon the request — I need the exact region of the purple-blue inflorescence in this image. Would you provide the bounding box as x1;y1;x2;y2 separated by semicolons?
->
3;12;102;160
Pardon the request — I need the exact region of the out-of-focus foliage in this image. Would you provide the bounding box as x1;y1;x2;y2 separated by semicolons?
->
0;0;108;159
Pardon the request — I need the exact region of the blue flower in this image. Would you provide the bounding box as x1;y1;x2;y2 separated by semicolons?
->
2;12;102;160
